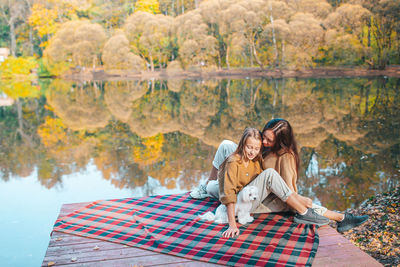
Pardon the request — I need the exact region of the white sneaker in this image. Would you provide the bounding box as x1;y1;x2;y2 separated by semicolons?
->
190;184;210;199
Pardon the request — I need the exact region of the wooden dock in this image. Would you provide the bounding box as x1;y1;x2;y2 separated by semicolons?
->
42;202;383;267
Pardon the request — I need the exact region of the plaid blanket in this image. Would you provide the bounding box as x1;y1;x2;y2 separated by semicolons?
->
53;193;319;266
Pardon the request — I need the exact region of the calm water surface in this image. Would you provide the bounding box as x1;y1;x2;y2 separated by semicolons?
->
0;77;399;266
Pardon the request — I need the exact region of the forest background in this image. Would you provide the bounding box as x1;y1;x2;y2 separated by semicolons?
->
0;0;400;79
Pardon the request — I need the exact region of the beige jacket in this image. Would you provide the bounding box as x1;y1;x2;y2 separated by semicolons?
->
262;150;298;193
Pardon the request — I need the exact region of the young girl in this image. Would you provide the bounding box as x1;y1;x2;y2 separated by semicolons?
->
191;119;368;234
207;127;329;238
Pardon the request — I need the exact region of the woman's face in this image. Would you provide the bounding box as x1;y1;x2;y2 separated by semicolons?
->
262;130;276;148
243;137;261;161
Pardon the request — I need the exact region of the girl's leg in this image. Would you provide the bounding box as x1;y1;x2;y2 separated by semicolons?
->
190;140;237;199
211;140;238;176
206;180;219;199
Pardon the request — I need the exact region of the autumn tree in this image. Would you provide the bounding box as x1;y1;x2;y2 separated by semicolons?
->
44;20;106;74
124;11;174;71
28;3;59;49
356;0;400;68
0;0;29;56
87;0;133;30
286;12;324;68
135;0;161;14
102;32;146;72
174;10;218;68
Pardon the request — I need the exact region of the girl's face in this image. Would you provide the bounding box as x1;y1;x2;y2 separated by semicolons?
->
243;137;261;161
262;130;276;148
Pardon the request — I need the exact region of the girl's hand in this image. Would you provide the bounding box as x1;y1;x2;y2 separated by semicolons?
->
222;226;240;238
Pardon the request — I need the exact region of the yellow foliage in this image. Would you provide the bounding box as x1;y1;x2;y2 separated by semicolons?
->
0;57;40;99
133;133;164;166
0;57;37;78
0;80;41;99
37;117;67;148
28;4;59;39
135;0;161;14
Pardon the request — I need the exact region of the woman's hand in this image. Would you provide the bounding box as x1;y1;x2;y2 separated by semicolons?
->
222;225;240;238
299;195;313;208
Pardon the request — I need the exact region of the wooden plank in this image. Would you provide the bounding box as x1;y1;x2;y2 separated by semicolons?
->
43;202;383;267
315;226;382;267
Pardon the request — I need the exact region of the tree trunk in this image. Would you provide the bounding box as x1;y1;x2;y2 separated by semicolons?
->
268;3;278;67
149;55;154;72
10;19;16;56
29;28;34;56
226;45;230;69
158;52;162;69
251;42;264;69
250;46;253;67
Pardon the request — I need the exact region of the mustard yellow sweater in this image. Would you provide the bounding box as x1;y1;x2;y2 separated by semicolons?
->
218;154;262;205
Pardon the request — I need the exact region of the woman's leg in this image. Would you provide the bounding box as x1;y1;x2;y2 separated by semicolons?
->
314;204;368;232
248;168;329;225
323;210;344;221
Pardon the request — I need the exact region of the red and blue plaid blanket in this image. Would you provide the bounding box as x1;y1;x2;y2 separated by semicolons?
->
53;193;319;266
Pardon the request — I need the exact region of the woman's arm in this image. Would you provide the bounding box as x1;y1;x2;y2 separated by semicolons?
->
222;203;239;238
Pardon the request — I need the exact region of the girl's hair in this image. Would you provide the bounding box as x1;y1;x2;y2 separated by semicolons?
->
262;119;300;176
233;127;263;163
219;128;262;176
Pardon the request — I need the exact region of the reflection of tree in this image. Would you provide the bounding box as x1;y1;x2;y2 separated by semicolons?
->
0;77;398;211
104;80;148;122
93;122;147;189
295;78;399;210
133;133;164;166
145;132;215;190
127;82;180;136
0;97;45;182
46;79;111;131
204;79;267;145
127;80;220;146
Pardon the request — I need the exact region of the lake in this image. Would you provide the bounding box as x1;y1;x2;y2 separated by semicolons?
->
0;76;399;266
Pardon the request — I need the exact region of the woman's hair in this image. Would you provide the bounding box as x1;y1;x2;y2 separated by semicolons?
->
233;127;263;163
262;119;300;176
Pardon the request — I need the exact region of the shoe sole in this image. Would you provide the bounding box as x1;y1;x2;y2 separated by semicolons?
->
189;192;211;199
294;217;329;226
337;217;368;233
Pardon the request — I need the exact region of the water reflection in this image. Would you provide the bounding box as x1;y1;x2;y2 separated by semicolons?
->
0;77;399;210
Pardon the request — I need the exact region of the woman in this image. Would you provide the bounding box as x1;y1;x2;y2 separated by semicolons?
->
191;119;368;234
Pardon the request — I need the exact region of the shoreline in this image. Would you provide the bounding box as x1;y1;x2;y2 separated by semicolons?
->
60;66;400;81
338;185;399;266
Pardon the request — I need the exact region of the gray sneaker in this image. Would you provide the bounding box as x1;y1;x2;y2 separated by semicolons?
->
294;208;330;226
190;184;210;199
337;213;369;233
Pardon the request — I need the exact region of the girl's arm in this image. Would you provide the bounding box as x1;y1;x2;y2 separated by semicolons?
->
222;203;239;238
